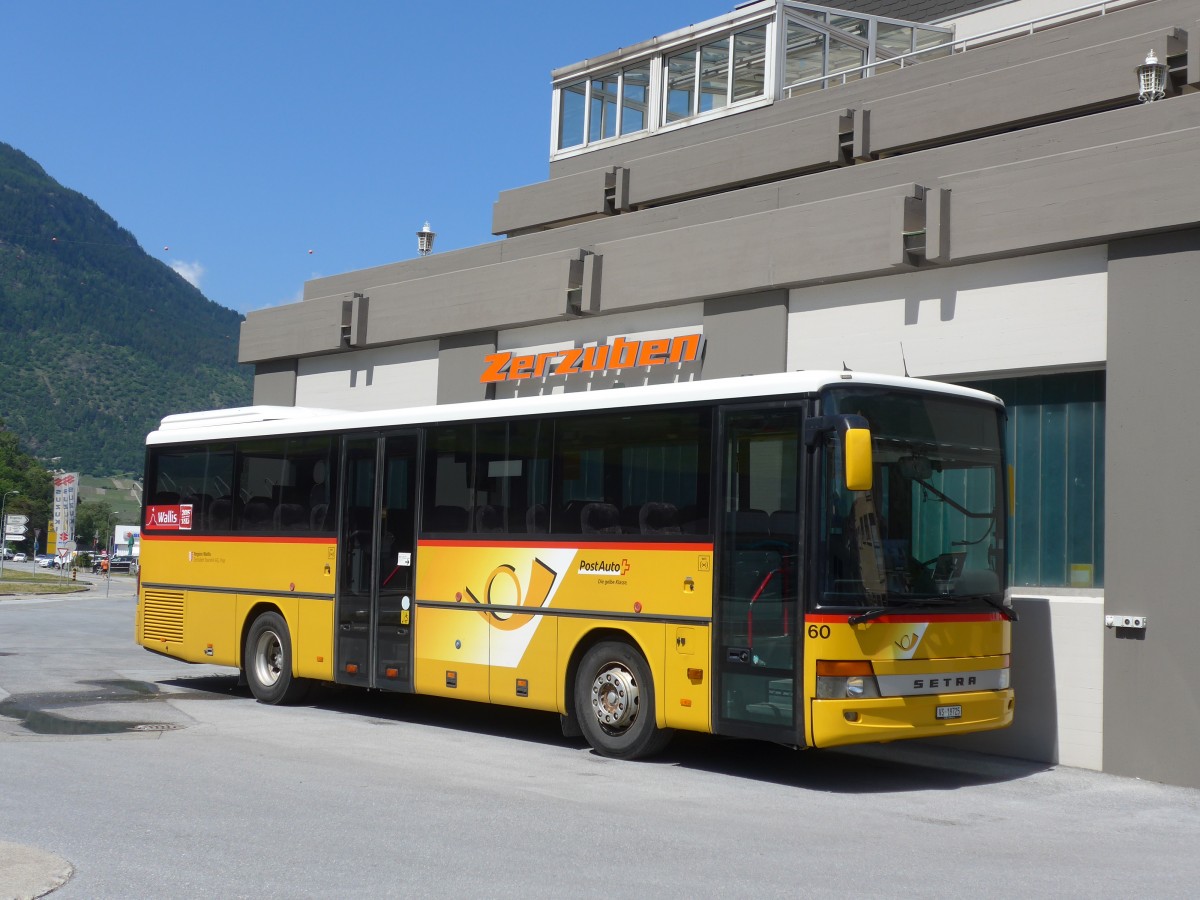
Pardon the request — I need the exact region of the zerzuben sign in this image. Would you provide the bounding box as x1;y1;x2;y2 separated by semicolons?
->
480;333;703;385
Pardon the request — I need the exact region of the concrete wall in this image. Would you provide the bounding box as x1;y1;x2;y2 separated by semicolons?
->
1104;228;1200;788
702;291;788;378
294;341;439;411
252;359;298;406
787;246;1107;379
438;332;497;404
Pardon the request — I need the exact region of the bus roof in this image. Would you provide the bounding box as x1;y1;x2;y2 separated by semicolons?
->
147;370;1002;446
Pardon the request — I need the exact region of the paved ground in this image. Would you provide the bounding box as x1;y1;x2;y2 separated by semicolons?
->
3;576;1200;898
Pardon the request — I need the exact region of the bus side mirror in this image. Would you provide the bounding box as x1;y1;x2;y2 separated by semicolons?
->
843;428;873;492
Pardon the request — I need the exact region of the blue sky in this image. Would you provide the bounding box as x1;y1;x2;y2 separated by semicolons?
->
1;1;737;315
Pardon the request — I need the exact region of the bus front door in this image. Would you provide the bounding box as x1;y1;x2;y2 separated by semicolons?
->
714;406;804;744
336;431;419;691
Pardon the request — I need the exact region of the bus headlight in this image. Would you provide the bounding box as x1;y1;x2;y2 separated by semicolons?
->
816;662;881;699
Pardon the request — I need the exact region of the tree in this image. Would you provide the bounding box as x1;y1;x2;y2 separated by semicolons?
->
0;420;53;551
76;500;118;552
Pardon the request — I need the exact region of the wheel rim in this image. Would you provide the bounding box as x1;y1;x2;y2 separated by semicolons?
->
590;663;640;734
253;629;284;688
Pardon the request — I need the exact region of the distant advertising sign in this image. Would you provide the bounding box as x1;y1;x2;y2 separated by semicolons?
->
480;333;704;384
145;505;192;531
50;473;79;553
113;525;143;555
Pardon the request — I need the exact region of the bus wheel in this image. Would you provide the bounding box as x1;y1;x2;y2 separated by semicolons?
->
244;611;310;705
574;641;673;759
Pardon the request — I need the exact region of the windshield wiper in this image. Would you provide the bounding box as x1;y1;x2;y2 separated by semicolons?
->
968;594;1019;622
847;594;1019;625
847;597;956;626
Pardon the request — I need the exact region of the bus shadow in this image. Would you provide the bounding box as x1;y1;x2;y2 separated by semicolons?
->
162;673;1047;792
657;732;1050;793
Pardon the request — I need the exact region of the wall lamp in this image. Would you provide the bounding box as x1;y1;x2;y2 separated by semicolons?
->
416;221;436;256
1137;49;1167;103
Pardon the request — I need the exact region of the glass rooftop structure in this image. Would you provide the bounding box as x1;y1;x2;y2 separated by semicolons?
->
552;1;953;159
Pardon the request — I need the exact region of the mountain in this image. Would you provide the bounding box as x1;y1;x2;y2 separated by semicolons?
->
0;142;252;475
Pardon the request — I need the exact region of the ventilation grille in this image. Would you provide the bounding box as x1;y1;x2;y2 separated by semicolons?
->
143;590;186;643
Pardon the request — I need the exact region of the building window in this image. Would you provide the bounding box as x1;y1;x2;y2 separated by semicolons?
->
965;372;1105;589
665;25;767;125
552;3;953;155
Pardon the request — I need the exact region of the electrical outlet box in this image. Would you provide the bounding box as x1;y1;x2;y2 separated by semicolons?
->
1105;615;1147;630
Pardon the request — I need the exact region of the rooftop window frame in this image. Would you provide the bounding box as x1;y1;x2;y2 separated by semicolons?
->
551;2;777;161
549;1;956;163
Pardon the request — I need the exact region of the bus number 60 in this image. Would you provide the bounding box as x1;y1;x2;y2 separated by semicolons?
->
807;624;831;639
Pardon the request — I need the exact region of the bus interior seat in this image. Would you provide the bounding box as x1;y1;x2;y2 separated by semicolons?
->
639;501;681;535
474;504;506;533
526;504;548;533
581;502;622;534
769;510;798;543
429;505;469;533
274;503;307;530
310;503;329;531
241;497;273;528
209;496;233;530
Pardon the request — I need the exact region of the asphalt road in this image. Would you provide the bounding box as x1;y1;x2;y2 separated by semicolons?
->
2;577;1200;899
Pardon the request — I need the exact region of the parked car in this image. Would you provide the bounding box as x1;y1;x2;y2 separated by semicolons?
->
13;552;27;562
36;555;57;568
106;555;136;573
1;547;12;560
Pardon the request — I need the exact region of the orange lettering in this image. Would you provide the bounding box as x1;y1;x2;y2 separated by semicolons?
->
509;355;535;380
580;345;609;372
534;350;560;378
610;336;639;369
554;347;584;376
480;352;512;383
636;338;670;367
669;333;702;363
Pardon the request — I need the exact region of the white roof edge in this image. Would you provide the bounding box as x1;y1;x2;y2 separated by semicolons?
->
157;405;344;431
147;370;1002;446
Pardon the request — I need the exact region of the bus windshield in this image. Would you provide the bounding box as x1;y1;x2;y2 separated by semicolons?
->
816;387;1006;610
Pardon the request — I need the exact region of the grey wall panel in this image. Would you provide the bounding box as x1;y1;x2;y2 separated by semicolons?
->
254;97;1199;365
438;332;497;404
865;30;1181;156
1105;228;1200;789
252;360;298;406
946;125;1200;261
594;186;916;311
239;296;347;363
701;291;787;378
492;167;613;236
625;111;848;207
353;250;584;345
303;244;506;302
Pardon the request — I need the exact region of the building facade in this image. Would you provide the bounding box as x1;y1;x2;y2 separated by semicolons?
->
239;0;1200;787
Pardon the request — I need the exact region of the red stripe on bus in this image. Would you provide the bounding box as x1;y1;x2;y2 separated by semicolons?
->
805;612;1006;624
419;538;715;552
141;533;336;545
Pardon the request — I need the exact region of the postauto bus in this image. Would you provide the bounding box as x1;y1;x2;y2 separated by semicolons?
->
136;370;1014;759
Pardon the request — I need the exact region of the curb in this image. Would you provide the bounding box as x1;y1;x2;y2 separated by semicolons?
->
0;841;73;899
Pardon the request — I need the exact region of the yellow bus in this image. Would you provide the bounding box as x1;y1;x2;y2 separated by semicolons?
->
136;370;1014;759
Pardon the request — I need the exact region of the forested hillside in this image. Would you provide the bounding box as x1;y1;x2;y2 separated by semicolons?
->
0;142;252;474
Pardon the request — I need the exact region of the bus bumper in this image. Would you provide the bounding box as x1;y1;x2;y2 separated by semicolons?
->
811;688;1014;749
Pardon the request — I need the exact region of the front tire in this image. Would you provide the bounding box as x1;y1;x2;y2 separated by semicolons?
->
244;611;310;705
574;641;673;759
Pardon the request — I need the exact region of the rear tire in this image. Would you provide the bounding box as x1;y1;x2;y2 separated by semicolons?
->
244;611;310;705
574;641;673;759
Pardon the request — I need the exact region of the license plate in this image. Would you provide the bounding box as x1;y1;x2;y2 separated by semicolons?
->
936;705;963;720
